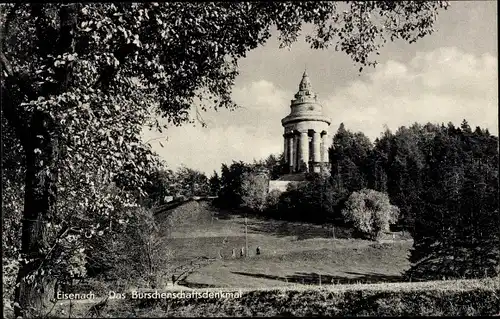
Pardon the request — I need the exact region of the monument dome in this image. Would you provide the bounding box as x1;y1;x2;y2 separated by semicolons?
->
281;71;331;174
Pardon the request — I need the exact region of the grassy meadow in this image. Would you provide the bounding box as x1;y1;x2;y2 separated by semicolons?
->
162;201;412;289
52;277;500;317
48;200;499;317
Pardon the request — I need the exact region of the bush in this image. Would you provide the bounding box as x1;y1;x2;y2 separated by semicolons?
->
266;190;281;209
2;259;18;316
86;206;172;290
342;189;399;240
240;171;269;213
67;278;500;317
264;175;349;224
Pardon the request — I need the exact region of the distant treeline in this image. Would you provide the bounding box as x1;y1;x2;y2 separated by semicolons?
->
213;121;496;226
208;120;499;280
144;119;498;280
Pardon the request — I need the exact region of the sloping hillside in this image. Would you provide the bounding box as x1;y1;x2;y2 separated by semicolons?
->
152;201;412;290
154;199;221;238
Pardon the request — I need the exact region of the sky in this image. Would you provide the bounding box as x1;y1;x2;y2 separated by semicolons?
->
142;1;498;176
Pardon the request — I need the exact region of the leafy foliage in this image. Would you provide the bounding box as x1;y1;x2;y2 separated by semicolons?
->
265;189;282;212
86;278;500;317
81;205;173;294
407;123;499;280
216;161;253;209
253;153;287;180
267;174;345;224
140;168;177;208
342;189;399;240
329;123;373;192
173;166;210;199
0;1;450;315
209;171;222;197
1;112;24;261
141;167;211;208
240;170;270;213
116;207;172;288
367;124;435;232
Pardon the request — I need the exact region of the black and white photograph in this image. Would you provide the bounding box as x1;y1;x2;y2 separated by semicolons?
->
1;1;498;318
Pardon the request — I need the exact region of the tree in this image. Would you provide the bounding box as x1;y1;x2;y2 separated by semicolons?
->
272;174;341;224
240;170;270;213
265;189;282;215
1;112;25;314
209;171;221;197
330;123;373;193
128;164;211;206
407;124;499;280
366;122;443;233
114;206;172;289
300;174;338;223
1;2;450;315
254;153;286;180
217;161;253;209
383;124;425;232
366;132;391;193
174;166;210;198
341;189;399;240
84;205;173;292
140;168;177;208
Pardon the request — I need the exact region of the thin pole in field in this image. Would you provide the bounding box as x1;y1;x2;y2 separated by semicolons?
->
245;216;248;257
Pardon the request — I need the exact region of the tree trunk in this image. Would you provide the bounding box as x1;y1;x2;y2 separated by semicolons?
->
14;111;59;318
12;5;77;317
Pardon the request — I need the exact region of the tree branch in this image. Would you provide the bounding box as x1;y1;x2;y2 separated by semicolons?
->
0;51;13;77
0;2;21;50
30;4;58;58
144;135;169;145
195;104;207;128
28;224;82;279
92;43;138;91
29;4;79;96
1;53;30;148
53;4;78;94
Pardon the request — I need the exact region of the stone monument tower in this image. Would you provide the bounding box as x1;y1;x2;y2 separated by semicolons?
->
281;70;331;174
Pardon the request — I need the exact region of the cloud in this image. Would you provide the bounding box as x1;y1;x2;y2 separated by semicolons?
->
323;46;498;141
141;80;293;175
143;46;497;175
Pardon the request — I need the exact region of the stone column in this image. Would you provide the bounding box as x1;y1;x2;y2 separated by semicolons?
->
283;134;288;164
321;133;328;163
312;131;321;163
294;134;299;170
310;131;320;173
288;135;294;172
299;131;309;171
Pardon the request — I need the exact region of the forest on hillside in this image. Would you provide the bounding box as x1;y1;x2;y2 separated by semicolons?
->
213;121;496;226
4;114;498;316
209;120;499;280
128;119;498;282
3;2;495;317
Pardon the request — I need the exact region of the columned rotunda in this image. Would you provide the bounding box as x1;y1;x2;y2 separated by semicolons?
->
281;71;331;174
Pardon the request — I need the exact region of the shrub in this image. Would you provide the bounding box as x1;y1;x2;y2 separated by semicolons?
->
2;259;18;317
342;189;399;240
266;190;281;209
267;175;348;224
240;171;269;213
68;278;500;317
86;206;173;290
